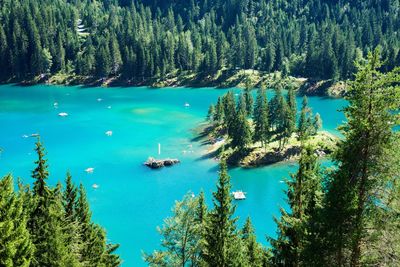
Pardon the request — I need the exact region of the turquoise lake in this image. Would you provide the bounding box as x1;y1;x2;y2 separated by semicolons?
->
0;84;347;266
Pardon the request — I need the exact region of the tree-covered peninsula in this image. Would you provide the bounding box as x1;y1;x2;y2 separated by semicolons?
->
202;83;334;167
1;0;400;92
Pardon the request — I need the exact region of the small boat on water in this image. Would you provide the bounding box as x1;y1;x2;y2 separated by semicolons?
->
97;98;103;102
184;102;190;107
30;133;40;137
105;130;113;136
92;184;99;189
85;167;94;173
58;112;68;117
232;190;246;200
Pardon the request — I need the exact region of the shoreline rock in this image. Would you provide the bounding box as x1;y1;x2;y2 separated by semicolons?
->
144;157;180;169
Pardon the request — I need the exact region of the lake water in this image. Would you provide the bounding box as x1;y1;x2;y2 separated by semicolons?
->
0;84;347;266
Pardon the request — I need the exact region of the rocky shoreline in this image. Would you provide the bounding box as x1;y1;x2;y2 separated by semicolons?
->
2;70;346;98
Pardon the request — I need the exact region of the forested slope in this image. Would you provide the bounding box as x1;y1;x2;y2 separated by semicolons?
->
1;0;399;83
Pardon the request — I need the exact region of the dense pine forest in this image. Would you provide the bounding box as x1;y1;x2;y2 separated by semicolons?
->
1;0;400;83
0;139;121;266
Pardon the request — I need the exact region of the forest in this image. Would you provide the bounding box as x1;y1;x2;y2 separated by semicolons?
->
0;139;121;266
146;50;400;267
1;0;400;83
206;84;321;154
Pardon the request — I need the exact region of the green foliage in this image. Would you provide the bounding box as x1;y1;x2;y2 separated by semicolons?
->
269;145;323;266
244;85;254;117
0;175;33;267
1;0;399;81
144;193;204;266
319;49;400;266
207;104;215;122
223;91;237;135
297;96;314;141
312;113;322;135
203;160;243;266
0;140;121;267
253;86;270;147
241;218;264;266
230;107;252;152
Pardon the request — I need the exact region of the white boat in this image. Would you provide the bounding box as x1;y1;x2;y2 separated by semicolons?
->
184;102;190;107
97;98;103;102
85;167;94;173
53;102;58;106
30;133;40;137
107;106;112;109
232;190;246;200
105;130;113;136
92;184;99;189
22;134;29;138
58;112;68;117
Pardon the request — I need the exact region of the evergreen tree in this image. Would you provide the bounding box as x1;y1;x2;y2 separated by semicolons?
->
253;86;270;148
207;104;215;122
203;160;242;266
214;97;225;124
241;217;263;266
270;145;322;266
230;109;252;152
319;50;400;266
223;91;236;135
297;96;312;141
312;113;322;135
244;85;254;117
286;86;297;136
29;138;70;267
75;184;121;266
237;93;247;115
63;171;77;221
0;175;33;267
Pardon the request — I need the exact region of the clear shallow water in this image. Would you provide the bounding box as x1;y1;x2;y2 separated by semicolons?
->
0;84;346;266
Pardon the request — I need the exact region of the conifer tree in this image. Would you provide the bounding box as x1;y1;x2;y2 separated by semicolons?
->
223;91;236;135
244;85;254;117
63;171;77;221
75;184;121;266
286;86;297;136
269;145;322;266
29;138;70;267
214;97;225;124
241;217;263;266
297;96;312;141
312;113;322;135
0;175;33;267
253;86;270;148
230;109;252;152
207;104;215;122
320;50;400;266
203;160;241;266
237;93;247;115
